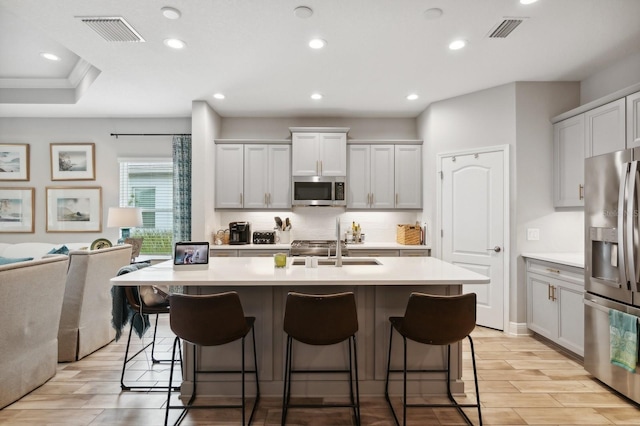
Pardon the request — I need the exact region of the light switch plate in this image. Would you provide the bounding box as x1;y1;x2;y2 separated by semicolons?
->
527;228;540;241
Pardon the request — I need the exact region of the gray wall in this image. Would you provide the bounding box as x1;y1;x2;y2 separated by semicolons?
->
0;117;190;244
580;50;640;104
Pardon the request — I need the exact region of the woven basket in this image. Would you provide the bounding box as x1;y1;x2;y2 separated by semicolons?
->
396;224;421;245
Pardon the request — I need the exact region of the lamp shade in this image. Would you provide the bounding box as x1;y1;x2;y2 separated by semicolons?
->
107;207;143;228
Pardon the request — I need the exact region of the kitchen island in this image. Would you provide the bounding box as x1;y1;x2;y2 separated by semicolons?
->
111;256;489;398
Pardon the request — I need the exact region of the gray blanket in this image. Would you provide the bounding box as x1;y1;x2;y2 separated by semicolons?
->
110;262;152;341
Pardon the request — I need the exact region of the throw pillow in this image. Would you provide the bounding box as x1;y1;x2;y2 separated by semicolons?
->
0;256;34;265
47;245;70;255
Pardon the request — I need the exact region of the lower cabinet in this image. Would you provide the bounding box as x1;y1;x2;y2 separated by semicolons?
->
210;249;289;257
348;248;431;257
526;258;584;356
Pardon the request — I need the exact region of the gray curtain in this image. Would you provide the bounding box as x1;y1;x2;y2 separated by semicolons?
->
172;135;192;244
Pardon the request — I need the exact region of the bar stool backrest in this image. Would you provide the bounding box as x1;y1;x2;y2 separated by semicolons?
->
284;291;358;345
169;292;250;346
400;292;476;345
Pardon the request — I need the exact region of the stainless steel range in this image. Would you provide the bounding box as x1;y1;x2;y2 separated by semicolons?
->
290;240;347;257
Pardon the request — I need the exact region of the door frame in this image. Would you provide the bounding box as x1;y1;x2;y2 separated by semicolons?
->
436;144;510;332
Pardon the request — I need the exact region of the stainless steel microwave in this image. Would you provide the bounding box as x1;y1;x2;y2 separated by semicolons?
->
292;176;346;206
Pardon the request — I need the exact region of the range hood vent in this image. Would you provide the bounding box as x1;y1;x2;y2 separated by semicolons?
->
488;18;527;38
78;17;145;42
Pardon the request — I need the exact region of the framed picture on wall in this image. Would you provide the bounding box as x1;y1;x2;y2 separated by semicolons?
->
0;143;30;181
46;186;102;232
50;143;96;180
0;187;35;233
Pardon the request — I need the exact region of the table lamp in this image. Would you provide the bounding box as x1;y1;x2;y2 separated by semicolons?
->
107;207;143;244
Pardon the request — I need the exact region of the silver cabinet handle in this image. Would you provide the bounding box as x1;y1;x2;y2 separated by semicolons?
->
579;184;584;200
316;160;319;175
395;193;398;205
240;193;243;206
546;267;560;274
486;246;501;253
268;193;271;205
320;160;323;175
264;193;267;205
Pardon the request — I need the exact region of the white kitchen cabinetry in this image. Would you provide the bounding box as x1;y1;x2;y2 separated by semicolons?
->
348;145;395;209
628;91;640;149
243;144;291;209
215;144;244;208
585;98;626;157
291;132;347;176
526;258;584;356
553;115;585;207
394;145;422;209
348;144;421;209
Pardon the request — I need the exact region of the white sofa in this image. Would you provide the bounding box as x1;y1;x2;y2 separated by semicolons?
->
0;256;69;408
58;244;132;362
0;242;89;260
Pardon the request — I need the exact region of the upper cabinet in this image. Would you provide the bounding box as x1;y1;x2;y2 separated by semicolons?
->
552;84;640;208
215;143;291;209
585;98;625;157
628;91;640;149
347;143;422;210
243;144;291;209
291;129;348;176
553;115;585;207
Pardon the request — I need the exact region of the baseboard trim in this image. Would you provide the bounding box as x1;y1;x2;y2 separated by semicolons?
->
507;322;532;336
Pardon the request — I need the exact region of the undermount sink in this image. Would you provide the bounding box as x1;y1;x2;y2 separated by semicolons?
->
291;258;381;266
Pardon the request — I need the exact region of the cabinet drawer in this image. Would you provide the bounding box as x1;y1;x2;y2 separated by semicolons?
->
526;259;584;286
400;249;431;257
210;249;238;257
348;249;399;257
238;249;288;257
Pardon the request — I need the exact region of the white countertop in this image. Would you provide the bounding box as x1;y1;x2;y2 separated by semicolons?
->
521;252;584;268
111;256;488;287
210;242;431;251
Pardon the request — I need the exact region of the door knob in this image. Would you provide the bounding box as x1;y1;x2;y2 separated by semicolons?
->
486;246;501;253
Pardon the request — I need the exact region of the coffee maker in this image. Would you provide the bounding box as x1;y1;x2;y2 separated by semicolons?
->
228;221;251;245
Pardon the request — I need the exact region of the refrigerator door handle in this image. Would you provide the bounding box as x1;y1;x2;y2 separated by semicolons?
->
626;161;638;290
618;163;629;286
633;162;640;293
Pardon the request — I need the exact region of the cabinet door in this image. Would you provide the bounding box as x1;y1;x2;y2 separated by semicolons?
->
527;273;558;339
395;145;422;209
347;145;371;208
557;284;585;356
628;91;640;149
553;115;586;207
350;249;399;257
243;145;269;208
319;133;347;176
268;145;291;208
370;145;395;209
292;133;320;176
585;98;626;157
399;249;431;257
215;144;244;208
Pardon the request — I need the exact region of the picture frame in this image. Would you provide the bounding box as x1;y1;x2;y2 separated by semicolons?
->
0;143;30;181
0;187;35;233
46;186;102;232
50;143;96;181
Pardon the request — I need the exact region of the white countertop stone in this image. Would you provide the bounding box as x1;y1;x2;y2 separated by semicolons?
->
521;252;584;268
111;256;489;287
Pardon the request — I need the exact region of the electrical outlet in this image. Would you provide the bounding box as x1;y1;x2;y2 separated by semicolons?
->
527;228;540;241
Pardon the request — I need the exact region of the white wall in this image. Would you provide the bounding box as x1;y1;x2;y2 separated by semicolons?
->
0;117;190;244
580;50;640;104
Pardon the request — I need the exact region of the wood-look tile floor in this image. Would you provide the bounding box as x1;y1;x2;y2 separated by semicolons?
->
2;320;639;425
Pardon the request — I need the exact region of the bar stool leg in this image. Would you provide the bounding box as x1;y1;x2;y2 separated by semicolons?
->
384;328;400;426
351;335;361;425
403;337;408;426
468;336;483;426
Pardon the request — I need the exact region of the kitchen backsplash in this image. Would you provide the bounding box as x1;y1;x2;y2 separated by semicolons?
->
216;208;425;243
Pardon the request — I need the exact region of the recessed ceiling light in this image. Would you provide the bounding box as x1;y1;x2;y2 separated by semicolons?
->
448;39;467;50
406;94;419;101
213;93;225;100
310;93;323;100
309;38;326;49
40;52;60;61
519;0;538;4
164;38;186;49
424;8;443;20
293;6;314;19
161;7;181;19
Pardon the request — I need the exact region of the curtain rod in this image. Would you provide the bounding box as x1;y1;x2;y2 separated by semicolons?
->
110;133;191;138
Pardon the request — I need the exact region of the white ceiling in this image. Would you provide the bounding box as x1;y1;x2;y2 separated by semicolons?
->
1;0;640;119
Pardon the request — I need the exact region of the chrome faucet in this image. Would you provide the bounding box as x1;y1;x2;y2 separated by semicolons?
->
335;217;342;267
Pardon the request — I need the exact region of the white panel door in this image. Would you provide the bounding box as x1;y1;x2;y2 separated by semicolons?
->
553;115;586;207
585;98;625;157
319;133;347;176
215;144;244;208
243;145;269;208
441;150;505;330
292;133;320;176
370;145;395;209
628;91;640;149
268;145;291;209
395;145;422;209
347;145;371;208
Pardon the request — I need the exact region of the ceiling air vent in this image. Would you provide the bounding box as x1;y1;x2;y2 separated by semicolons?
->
78;17;145;42
488;18;527;38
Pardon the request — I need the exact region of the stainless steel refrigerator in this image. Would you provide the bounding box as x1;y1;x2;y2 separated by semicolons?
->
585;149;640;404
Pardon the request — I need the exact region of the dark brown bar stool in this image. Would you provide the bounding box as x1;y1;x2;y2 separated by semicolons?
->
281;291;360;426
384;292;482;426
164;292;260;426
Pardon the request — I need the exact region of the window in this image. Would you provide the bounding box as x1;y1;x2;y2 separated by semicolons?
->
119;159;173;254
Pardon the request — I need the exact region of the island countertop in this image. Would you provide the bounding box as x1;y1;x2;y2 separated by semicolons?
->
111;256;489;286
